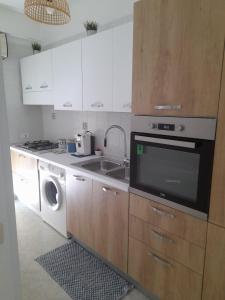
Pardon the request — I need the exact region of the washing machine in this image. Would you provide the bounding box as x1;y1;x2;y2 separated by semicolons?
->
39;161;67;238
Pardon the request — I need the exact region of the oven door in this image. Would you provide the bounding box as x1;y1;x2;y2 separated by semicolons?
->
130;133;215;215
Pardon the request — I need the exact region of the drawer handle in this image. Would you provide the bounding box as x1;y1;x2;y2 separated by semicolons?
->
40;83;49;89
151;230;175;244
91;102;104;108
73;175;85;182
18;154;26;159
154;104;181;111
63;102;72;108
102;186;118;196
25;85;32;90
149;252;173;268
152;207;175;219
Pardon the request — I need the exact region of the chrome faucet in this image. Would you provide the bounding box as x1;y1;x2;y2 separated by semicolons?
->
104;125;129;166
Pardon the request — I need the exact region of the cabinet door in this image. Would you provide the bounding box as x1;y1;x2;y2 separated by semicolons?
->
209;55;225;227
34;50;53;92
203;223;225;300
66;170;93;248
132;0;225;117
82;30;113;111
20;55;36;93
53;41;83;111
92;181;129;272
113;22;133;112
128;238;202;300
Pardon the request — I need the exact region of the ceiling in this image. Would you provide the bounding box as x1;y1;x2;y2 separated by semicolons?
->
0;0;73;13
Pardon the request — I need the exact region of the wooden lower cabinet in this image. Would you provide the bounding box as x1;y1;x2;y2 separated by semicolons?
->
129;215;205;275
66;170;94;249
203;223;225;300
128;238;202;300
92;181;129;273
67;173;129;273
11;149;40;213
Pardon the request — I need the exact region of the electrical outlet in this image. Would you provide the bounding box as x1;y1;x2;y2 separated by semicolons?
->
83;122;88;131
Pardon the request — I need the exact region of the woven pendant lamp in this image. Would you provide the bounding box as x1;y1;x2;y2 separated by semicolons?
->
24;0;71;25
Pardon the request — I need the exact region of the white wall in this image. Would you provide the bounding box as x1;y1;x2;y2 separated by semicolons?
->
0;5;41;41
41;0;135;47
0;57;21;300
42;108;131;160
3;36;44;144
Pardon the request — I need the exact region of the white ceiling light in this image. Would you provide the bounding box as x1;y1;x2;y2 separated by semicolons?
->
24;0;71;25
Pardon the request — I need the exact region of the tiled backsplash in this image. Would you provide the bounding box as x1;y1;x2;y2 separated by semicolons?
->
42;107;131;160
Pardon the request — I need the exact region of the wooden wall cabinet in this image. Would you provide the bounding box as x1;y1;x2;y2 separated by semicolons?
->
132;0;225;117
11;150;40;214
203;223;225;300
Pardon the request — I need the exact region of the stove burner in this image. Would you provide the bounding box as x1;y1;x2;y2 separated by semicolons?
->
21;140;58;152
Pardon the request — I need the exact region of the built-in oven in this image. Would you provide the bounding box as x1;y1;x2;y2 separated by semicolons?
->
130;116;217;220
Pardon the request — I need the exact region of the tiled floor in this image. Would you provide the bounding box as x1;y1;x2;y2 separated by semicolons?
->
15;200;150;300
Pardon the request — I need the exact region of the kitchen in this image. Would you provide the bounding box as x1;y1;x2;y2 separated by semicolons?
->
1;0;225;300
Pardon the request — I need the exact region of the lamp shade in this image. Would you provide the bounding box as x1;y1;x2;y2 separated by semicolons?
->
24;0;71;25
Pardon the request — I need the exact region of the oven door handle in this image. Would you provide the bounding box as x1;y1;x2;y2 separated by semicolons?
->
134;136;196;149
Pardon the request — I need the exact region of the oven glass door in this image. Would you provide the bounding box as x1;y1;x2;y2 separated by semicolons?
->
130;133;215;214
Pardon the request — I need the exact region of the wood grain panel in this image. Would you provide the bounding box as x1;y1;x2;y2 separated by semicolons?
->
209;54;225;227
203;223;225;299
66;172;94;249
132;0;225;117
92;181;129;273
130;193;207;248
129;215;205;275
128;237;202;300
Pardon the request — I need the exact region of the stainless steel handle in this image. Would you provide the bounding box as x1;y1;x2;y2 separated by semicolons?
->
25;85;32;90
148;252;173;268
40;83;49;89
73;175;85;182
151;230;175;244
154;104;182;111
102;186;118;196
91;102;104;108
63;102;72;108
135;135;195;149
152;207;176;219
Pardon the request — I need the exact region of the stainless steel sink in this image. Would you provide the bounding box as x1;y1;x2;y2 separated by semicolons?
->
81;159;121;172
71;157;129;183
107;167;130;182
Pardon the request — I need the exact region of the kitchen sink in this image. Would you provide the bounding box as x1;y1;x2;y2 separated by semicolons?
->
107;167;130;182
71;157;129;183
81;159;121;172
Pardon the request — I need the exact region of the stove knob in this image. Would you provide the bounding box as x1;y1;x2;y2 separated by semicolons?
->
177;125;184;132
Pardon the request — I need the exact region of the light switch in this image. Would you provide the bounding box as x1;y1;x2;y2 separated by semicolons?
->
0;223;4;244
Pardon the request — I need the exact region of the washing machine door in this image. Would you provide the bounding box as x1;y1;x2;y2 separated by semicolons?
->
42;176;62;211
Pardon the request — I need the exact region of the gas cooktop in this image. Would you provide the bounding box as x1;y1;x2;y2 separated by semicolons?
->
20;140;58;152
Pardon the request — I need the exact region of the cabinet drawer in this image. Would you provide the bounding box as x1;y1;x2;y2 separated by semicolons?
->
130;194;207;248
129;215;205;274
11;150;38;179
128;237;202;300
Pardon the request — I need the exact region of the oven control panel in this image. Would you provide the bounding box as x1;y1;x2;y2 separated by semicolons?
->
151;123;185;132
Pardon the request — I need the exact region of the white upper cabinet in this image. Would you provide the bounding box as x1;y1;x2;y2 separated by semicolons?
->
20;50;53;105
53;40;83;111
113;22;133;112
82;29;113;111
